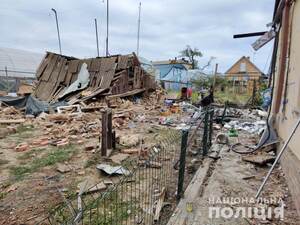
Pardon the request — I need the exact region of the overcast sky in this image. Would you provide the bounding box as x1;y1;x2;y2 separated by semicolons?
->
0;0;275;73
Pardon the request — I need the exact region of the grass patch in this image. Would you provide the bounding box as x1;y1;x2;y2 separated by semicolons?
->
51;189;135;225
17;148;43;160
10;145;77;180
215;88;250;105
16;124;35;133
85;154;100;168
0;192;7;200
7;124;36;141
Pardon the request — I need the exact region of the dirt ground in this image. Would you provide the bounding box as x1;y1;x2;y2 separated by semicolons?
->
0;99;166;224
168;126;300;225
0;95;198;225
1;100;299;225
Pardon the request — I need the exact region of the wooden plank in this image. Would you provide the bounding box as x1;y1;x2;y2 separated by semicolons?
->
106;88;145;99
117;55;129;70
64;60;80;86
36;53;51;78
96;57;117;89
70;61;81;84
242;154;276;166
0;119;25;124
166;158;215;225
89;58;101;72
133;66;142;89
101;110;108;157
48;57;68;101
41;54;59;82
39;56;66;101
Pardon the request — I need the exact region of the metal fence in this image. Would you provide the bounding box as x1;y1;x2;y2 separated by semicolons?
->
0;68;35;92
37;106;214;225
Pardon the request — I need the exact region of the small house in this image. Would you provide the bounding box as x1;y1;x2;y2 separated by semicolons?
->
152;58;192;90
225;56;263;93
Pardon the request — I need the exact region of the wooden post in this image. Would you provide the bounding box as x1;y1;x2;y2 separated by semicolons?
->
212;63;218;92
101;108;114;157
107;109;112;150
101;109;108;157
112;130;116;149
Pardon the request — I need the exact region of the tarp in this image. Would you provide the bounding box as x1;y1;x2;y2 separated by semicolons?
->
0;95;67;116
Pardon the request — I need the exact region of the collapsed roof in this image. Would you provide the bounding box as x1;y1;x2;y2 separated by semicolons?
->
33;52;156;104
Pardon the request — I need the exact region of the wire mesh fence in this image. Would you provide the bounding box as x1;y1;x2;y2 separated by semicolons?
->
36;106;215;225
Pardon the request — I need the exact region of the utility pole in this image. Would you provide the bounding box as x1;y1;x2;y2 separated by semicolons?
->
136;2;141;57
94;18;100;57
51;8;62;55
106;0;109;56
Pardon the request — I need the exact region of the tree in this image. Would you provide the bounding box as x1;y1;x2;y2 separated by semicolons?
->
179;45;203;69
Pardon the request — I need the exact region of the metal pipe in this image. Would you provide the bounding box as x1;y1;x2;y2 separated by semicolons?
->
233;31;267;39
136;2;141;56
256;116;300;198
51;8;62;55
177;129;189;200
106;0;109;56
94;18;100;57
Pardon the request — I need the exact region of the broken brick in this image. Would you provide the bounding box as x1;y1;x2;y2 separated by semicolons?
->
15;143;29;152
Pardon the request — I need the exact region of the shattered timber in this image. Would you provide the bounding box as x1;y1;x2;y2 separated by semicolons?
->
34;52;156;103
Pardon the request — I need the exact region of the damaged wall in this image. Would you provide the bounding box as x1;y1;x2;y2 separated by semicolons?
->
271;0;300;217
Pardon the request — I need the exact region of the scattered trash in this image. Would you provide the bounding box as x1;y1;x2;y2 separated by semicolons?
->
225;120;266;134
228;128;238;137
77;179;107;194
96;164;130;176
119;134;140;147
242;154;276;166
215;133;229;144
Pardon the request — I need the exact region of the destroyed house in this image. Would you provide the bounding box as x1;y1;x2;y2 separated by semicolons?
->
33;52;156;104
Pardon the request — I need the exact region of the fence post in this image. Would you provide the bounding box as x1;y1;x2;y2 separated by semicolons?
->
208;107;214;148
177;129;189;201
202;107;209;156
